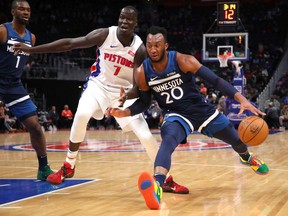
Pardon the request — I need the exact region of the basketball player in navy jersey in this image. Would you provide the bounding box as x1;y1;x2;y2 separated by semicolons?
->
106;26;269;210
0;0;53;180
13;6;188;194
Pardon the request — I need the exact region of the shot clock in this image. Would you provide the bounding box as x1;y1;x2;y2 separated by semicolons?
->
217;2;239;26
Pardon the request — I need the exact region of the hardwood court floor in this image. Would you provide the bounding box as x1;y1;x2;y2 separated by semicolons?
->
0;129;287;216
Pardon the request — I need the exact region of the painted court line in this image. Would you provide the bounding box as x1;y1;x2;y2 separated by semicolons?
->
0;178;100;207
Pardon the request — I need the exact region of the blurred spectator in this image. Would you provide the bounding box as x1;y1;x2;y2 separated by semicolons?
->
4;106;24;131
217;95;227;114
38;111;53;131
88;116;118;130
207;92;218;109
279;104;288;129
264;102;280;129
61;104;73;128
48;105;59;129
264;94;281;111
244;88;252;101
0;103;16;132
199;83;207;96
105;116;117;129
283;91;288;105
273;85;286;99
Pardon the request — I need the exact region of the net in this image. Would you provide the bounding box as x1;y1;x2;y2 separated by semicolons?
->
217;52;232;67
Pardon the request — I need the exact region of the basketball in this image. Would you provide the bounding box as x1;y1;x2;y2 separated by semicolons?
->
238;116;269;146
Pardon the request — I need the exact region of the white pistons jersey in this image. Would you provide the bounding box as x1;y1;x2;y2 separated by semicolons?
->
90;26;143;91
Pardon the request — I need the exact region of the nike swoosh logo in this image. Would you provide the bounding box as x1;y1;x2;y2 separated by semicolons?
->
11;38;18;41
171;187;176;191
150;76;158;81
110;45;118;48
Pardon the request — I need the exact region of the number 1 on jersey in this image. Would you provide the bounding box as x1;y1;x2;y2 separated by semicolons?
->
15;56;21;68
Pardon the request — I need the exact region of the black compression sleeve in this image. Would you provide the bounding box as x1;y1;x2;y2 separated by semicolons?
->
128;90;152;116
196;66;238;98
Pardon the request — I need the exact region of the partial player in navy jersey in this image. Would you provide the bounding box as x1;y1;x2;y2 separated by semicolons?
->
0;0;53;180
13;7;188;194
106;26;269;210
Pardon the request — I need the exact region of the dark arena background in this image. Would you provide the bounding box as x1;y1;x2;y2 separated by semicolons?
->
1;0;287;115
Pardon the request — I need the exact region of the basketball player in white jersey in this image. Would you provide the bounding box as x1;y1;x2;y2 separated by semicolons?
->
14;6;188;194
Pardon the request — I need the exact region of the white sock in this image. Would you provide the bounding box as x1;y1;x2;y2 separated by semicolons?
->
165;173;170;180
65;149;78;169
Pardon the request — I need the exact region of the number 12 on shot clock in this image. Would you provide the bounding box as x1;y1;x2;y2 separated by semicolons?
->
217;2;239;26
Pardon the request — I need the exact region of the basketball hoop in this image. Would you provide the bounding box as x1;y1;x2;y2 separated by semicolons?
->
217;52;232;68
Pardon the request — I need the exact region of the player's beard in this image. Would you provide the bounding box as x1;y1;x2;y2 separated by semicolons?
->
15;15;29;26
149;48;166;63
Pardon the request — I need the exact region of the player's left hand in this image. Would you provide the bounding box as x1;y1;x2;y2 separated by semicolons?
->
105;107;131;118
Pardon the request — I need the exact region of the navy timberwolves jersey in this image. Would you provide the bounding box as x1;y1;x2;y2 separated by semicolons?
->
0;22;32;84
143;51;217;130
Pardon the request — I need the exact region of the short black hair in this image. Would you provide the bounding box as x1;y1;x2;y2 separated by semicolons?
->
146;26;168;42
12;0;28;8
122;5;138;19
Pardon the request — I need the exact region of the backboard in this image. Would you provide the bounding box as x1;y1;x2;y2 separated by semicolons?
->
202;32;249;62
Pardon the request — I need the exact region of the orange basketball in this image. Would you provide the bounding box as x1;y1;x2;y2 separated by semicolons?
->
238;116;269;146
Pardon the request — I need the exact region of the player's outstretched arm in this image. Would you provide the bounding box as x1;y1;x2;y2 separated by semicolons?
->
196;66;266;116
13;28;108;55
176;52;266;117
